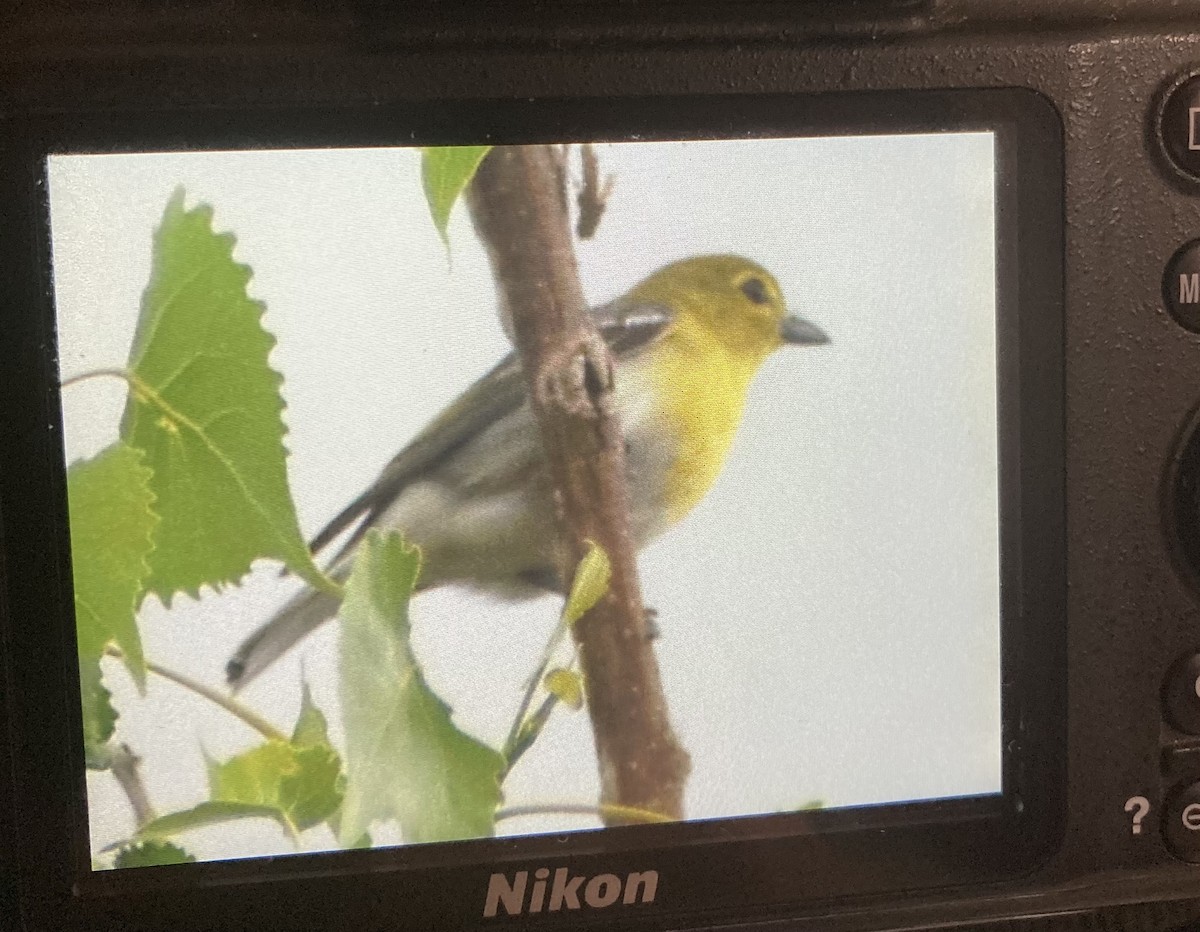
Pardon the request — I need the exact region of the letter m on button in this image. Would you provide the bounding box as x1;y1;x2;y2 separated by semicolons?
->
1182;273;1200;305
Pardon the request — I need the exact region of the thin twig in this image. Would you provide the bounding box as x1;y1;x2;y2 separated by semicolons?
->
59;366;136;390
105;646;287;742
496;801;671;825
502;608;575;758
108;742;156;829
502;693;560;776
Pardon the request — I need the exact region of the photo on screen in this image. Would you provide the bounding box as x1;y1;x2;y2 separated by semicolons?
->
46;134;1001;869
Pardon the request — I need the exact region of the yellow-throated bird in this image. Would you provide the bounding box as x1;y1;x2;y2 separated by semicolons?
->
227;254;828;689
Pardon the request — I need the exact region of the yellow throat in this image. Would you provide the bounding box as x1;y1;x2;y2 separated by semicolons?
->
627;255;795;525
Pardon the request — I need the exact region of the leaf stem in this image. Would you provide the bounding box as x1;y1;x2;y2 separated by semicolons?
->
495;801;671;825
105;646;287;742
502;616;576;762
501;693;559;776
502;546;604;770
60;367;138;391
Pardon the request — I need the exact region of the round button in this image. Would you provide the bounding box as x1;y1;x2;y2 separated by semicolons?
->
1164;781;1200;861
1158;72;1200;183
1164;653;1200;734
1166;403;1200;595
1165;240;1200;332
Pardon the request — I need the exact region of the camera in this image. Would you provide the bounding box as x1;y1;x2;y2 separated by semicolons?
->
4;1;1200;929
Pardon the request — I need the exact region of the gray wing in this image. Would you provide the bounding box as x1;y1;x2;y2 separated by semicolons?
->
307;298;675;567
590;297;676;357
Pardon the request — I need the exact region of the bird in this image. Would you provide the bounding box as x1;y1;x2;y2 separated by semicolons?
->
226;254;829;690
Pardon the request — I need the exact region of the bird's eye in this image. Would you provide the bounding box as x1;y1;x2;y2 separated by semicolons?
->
740;277;768;305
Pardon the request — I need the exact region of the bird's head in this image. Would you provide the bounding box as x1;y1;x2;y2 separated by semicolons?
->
631;255;829;366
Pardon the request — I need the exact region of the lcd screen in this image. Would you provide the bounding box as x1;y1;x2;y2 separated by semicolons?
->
46;134;1001;869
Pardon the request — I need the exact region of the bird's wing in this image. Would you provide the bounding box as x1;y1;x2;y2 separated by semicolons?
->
306;298;676;565
306;352;525;563
589;297;676;358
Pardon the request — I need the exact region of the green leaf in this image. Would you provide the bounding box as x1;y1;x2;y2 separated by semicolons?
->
338;531;504;846
291;682;331;748
67;443;158;764
206;692;345;832
422;147;491;244
121;189;332;602
68;442;156;684
543;668;584;711
206;741;294;806
278;744;345;830
563;540;611;626
137;800;296;843
326;810;371;850
114;840;196;868
80;671;117;770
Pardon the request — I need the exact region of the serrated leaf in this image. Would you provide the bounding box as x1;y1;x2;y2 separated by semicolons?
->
422;147;491;244
68;443;155;684
137;800;295;843
67;443;157;764
543;668;584;710
80;664;117;770
563;540;611;626
338;531;504;846
114;840;196;868
207;693;345;832
120;189;331;602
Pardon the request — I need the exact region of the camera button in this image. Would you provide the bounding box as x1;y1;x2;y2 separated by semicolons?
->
1164;781;1200;862
1164;653;1200;735
1158;72;1200;183
1164;240;1200;332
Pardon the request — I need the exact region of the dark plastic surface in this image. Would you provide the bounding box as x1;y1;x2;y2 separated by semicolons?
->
3;2;1200;932
1163;654;1200;735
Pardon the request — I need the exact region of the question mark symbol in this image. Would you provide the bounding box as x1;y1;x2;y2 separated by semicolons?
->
1125;795;1151;835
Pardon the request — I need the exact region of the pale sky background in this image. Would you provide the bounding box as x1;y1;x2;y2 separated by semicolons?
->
47;134;1001;866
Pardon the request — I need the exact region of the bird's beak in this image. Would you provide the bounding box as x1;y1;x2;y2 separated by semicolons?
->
779;315;830;346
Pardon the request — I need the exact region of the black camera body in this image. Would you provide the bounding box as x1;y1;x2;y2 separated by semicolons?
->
5;2;1200;930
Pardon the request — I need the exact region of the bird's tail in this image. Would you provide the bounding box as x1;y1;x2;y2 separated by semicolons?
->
226;587;341;691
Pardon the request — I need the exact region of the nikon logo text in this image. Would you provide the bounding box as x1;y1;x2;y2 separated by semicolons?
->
482;867;659;917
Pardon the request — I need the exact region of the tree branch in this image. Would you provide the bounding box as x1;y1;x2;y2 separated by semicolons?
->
109;742;156;829
467;145;690;821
